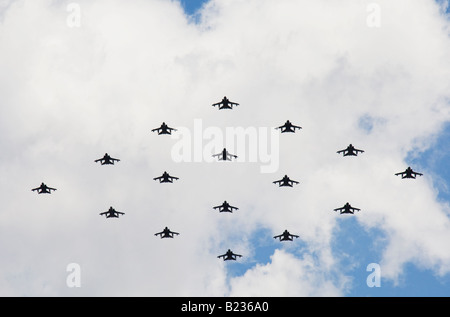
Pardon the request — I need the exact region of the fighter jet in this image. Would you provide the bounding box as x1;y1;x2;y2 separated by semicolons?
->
337;144;364;157
395;167;423;179
273;175;299;187
334;202;360;214
153;171;179;183
213;201;239;213
217;249;242;261
32;182;56;194
212;96;239;110
151;122;177;135
99;206;125;218
95;153;120;165
154;227;179;239
275;120;302;133
212;148;238;161
273;230;299;241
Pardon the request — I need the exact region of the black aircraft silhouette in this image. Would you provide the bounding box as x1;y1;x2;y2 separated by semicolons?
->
213;201;238;213
395;167;423;179
334;202;360;214
276;120;302;133
337;144;364;157
217;249;242;261
32;182;56;194
273;230;299;241
99;206;125;218
155;227;179;239
212;148;238;161
153;171;179;183
212;96;239;110
152;122;177;135
95;153;120;165
273;175;299;187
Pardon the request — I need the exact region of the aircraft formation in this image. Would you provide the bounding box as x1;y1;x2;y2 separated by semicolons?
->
32;96;424;261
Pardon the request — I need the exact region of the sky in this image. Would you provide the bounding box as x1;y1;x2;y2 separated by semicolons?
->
0;0;450;297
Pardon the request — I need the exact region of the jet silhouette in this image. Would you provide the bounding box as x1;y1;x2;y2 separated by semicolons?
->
152;122;177;135
273;175;299;187
32;182;56;194
273;230;299;241
212;148;238;161
213;201;238;213
334;202;360;214
99;206;125;218
395;167;423;179
155;227;179;239
275;120;302;133
217;249;242;261
212;96;239;110
95;153;120;165
337;144;364;157
153;171;179;183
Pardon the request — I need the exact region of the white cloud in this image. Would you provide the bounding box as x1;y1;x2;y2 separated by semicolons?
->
0;0;449;296
228;249;346;296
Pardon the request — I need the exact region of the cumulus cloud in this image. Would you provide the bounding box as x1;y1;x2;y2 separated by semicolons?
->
0;0;449;296
228;250;346;296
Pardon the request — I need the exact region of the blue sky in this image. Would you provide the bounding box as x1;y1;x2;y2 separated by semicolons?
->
179;0;450;297
180;0;208;15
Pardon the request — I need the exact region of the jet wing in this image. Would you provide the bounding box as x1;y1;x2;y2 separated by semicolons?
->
217;205;238;212
284;178;299;185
